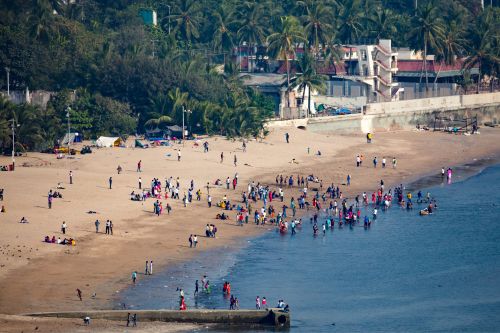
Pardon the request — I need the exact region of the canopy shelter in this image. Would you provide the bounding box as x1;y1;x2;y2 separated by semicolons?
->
61;132;82;145
96;136;122;148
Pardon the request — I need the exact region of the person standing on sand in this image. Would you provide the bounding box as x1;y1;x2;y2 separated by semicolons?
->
126;313;131;327
149;260;153;275
48;194;52;209
220;152;224;163
109;177;112;189
208;195;212;208
177;150;181;162
193;235;198;247
145;261;149;275
189;234;193;248
137;160;142;172
132;271;137;284
109;220;113;235
138;177;142;189
392;157;397;168
382;157;386;168
95;219;100;233
76;288;82;301
69;170;73;184
61;221;67;234
105;220;110;234
132;313;137;327
347;174;351;186
234;154;237;167
373;157;378;168
285;132;290;143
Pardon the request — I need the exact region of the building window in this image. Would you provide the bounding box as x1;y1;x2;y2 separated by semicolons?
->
361;50;367;61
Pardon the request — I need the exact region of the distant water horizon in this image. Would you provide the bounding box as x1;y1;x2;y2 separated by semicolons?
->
121;163;500;333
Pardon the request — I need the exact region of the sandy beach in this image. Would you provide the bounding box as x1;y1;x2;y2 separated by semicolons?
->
0;126;499;321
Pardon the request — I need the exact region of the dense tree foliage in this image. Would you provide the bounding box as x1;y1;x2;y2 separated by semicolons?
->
0;0;498;150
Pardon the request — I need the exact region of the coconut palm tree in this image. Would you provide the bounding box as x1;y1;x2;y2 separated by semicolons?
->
433;21;466;83
337;0;364;74
169;0;202;47
407;1;445;90
463;8;499;93
168;87;189;124
212;6;235;64
291;52;328;117
267;16;306;106
298;0;334;61
235;1;268;72
369;8;398;41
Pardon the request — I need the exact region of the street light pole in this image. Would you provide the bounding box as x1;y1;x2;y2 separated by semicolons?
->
10;119;16;170
66;107;71;155
5;67;10;97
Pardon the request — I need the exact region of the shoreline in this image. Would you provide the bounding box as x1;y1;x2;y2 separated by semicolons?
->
117;157;500;311
1;128;500;319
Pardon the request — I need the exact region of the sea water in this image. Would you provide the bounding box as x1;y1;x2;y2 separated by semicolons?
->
121;164;500;332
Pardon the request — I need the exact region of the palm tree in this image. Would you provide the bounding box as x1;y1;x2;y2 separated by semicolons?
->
369;8;398;41
144;115;173;131
235;1;267;72
169;0;202;47
212;7;235;64
291;52;328;117
267;16;306;106
408;1;445;90
168;88;189;124
463;9;499;93
433;21;466;83
298;0;334;61
337;0;364;74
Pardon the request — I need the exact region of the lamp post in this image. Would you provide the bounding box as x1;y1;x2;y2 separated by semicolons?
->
182;106;192;142
66;106;71;155
10;119;18;170
5;67;10;97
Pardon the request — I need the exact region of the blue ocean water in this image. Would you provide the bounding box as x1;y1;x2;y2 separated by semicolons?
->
121;164;500;333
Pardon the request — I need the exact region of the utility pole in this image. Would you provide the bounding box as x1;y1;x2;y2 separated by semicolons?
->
10;119;17;170
182;106;191;143
66;106;71;155
5;67;10;97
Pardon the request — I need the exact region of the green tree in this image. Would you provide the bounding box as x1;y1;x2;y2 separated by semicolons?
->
463;8;499;93
298;0;333;61
267;16;305;106
408;1;445;90
337;0;364;74
169;0;202;47
212;6;235;64
235;1;267;72
291;52;328;117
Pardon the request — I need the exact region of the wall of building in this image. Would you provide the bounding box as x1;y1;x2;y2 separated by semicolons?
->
399;82;458;100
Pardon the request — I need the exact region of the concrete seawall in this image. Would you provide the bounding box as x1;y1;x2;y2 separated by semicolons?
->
267;92;500;133
26;308;291;328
